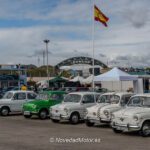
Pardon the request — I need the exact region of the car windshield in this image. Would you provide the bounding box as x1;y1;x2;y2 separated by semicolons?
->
49;94;65;101
2;92;14;99
128;96;150;107
63;94;81;103
97;95;113;103
36;93;48;100
110;95;120;104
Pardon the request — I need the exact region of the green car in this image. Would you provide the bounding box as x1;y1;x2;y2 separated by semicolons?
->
23;91;66;119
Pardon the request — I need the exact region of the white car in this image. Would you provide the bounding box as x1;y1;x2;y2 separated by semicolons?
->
111;94;150;137
0;90;37;116
50;92;100;124
98;92;133;124
85;92;115;126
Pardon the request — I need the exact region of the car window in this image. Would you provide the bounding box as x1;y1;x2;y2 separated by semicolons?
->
27;93;37;99
120;95;132;106
36;93;48;100
13;93;26;100
63;94;81;103
128;96;142;107
97;95;112;103
3;92;13;99
143;97;150;107
110;95;120;104
82;95;95;103
50;94;65;101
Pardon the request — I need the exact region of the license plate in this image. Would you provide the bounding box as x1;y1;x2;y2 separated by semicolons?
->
24;111;31;115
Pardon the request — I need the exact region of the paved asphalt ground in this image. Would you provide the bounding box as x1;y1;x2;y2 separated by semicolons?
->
0;115;150;150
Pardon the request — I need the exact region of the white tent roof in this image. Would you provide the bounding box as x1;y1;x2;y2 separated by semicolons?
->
70;76;84;83
94;67;138;82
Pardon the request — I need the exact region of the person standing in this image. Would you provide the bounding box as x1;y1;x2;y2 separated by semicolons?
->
21;84;27;91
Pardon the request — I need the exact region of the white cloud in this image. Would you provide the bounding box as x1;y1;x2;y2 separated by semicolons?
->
0;0;150;67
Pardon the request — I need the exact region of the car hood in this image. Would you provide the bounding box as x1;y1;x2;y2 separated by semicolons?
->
114;107;150;117
52;102;80;110
101;104;120;111
87;103;109;112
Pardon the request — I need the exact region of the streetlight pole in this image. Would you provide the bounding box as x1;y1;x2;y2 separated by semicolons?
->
43;39;50;83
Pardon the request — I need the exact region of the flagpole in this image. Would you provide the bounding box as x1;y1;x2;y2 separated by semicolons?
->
92;0;95;91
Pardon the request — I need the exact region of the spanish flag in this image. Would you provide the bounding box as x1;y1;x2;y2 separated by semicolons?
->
94;5;109;27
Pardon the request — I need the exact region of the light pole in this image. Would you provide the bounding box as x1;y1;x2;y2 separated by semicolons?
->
43;39;50;82
43;50;45;66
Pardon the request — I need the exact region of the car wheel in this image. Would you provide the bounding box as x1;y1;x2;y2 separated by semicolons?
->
51;119;59;123
0;107;9;116
70;113;80;124
39;110;48;120
85;120;94;127
140;121;150;137
24;115;32;119
112;128;122;133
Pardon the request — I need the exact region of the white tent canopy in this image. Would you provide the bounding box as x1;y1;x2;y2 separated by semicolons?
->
94;67;138;82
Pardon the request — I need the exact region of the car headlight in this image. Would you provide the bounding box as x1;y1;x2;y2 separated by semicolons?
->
85;109;88;115
133;115;139;121
111;114;115;119
104;110;109;116
32;105;37;109
49;107;52;112
64;108;69;114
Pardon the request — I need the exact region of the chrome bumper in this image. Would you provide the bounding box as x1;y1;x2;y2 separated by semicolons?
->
50;113;70;121
111;122;140;131
85;116;100;124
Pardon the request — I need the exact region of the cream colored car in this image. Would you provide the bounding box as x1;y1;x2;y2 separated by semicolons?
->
50;92;100;124
111;94;150;137
98;93;133;124
85;92;115;126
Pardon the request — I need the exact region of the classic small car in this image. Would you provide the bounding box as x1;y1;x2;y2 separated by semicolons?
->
111;94;150;137
23;91;66;119
85;92;115;127
98;92;133;124
0;90;37;116
50;92;100;124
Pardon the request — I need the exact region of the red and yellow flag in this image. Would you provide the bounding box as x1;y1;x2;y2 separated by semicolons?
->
94;5;109;27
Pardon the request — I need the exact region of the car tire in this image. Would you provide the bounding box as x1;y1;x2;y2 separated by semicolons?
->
51;119;59;123
112;128;122;133
140;121;150;137
24;115;32;119
70;113;80;124
85;120;94;127
39;109;48;120
0;107;9;116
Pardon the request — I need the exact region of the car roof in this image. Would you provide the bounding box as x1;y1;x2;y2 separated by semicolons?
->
114;92;133;96
39;91;66;94
101;92;116;96
132;93;150;97
68;92;99;95
8;90;35;93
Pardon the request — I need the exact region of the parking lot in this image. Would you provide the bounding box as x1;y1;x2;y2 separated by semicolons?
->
0;115;149;150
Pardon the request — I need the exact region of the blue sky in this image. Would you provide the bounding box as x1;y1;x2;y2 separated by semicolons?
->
0;0;150;67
